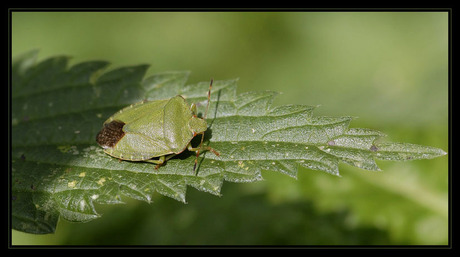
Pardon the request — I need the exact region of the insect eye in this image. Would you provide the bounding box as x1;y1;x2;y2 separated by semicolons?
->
190;103;197;115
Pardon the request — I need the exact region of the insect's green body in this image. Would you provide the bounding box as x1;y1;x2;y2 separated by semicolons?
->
96;91;217;170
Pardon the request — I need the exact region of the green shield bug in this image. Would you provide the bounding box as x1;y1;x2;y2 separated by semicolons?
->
96;79;219;172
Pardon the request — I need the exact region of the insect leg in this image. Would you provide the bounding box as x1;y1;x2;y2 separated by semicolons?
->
188;143;220;156
188;141;220;174
145;154;177;169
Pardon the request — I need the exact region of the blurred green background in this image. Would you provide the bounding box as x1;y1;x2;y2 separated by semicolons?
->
11;11;449;245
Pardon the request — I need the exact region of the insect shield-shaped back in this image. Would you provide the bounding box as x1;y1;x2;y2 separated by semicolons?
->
95;79;219;171
96;120;126;149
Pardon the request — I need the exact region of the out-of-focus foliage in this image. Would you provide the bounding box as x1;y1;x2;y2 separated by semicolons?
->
11;11;448;245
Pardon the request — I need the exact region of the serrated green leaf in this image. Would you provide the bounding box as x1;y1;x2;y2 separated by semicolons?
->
373;142;447;161
11;52;447;234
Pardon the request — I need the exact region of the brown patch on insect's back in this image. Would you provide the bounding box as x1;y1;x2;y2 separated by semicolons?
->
96;120;126;149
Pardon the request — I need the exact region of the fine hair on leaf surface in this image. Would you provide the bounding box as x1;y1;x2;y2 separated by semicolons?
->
11;51;447;234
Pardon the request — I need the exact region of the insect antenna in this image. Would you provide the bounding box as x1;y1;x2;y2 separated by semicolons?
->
204;78;213;120
194;78;213;174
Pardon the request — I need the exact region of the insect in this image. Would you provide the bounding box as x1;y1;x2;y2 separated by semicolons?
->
96;79;219;172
